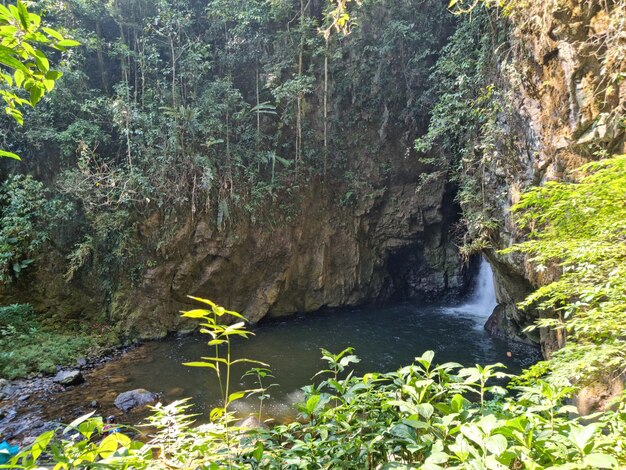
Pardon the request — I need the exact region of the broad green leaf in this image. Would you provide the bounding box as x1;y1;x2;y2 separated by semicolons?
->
228;391;245;403
181;309;210;318
98;434;119;459
31;430;54;462
29;84;43;105
33;50;49;72
63;411;96;435
16;1;29;30
460;424;483;446
569;424;598;452
389;423;416;443
425;451;449;464
583;453;618;469
485;435;508;456
42;26;63;40
13;68;24;87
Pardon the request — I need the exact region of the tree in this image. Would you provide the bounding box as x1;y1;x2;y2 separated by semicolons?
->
504;156;626;383
0;0;78;159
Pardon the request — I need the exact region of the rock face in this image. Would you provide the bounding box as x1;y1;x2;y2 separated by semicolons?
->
2;158;468;339
114;389;156;412
107;174;468;338
0;3;465;339
52;370;84;386
480;0;625;355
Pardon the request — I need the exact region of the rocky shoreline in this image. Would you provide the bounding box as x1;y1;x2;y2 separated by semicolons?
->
0;344;144;446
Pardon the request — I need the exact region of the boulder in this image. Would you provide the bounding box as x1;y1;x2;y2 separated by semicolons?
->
114;389;156;412
235;415;269;430
53;370;84;386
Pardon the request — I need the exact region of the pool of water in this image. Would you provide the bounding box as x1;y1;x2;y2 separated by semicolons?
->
112;298;538;421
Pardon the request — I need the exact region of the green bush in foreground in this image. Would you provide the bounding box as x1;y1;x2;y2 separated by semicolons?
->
4;348;626;469
503;155;626;383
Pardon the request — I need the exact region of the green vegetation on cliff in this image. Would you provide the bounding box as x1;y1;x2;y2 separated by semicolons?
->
505;156;626;383
0;0;458;336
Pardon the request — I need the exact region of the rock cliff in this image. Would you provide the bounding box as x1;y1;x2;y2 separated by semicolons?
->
113;169;467;338
481;0;624;356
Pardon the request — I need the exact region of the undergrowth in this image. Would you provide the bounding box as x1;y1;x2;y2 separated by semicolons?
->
0;304;119;379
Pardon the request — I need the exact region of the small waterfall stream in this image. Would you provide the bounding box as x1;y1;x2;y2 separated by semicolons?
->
445;258;497;327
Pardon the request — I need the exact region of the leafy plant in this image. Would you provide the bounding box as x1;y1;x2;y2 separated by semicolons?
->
0;175;71;284
503;155;626;383
0;1;79;159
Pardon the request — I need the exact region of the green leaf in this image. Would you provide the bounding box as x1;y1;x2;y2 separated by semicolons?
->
451;394;467;412
0;150;20;160
55;39;81;48
16;1;29;30
305;395;321;414
252;441;264;461
485;434;508;456
228;391;245;404
31;430;54;462
183;361;218;371
29;84;43;105
42;26;63;41
583;453;618;469
570;424;598;452
44;70;62;80
181;309;210;318
13;69;24;87
33;50;49;73
63;411;96;435
389;424;416;443
460;424;483;446
425;452;449;464
0;52;29;73
98;433;119;459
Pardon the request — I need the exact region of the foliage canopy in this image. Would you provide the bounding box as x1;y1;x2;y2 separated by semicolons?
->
0;1;78;159
503;156;626;382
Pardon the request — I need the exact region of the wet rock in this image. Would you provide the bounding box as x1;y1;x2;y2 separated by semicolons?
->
76;358;88;368
18;395;30;402
574;376;625;415
53;370;84;386
235;415;269;430
166;387;185;398
114;389;156;412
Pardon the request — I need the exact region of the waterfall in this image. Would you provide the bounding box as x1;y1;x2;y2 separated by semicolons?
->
444;258;497;326
465;258;498;318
